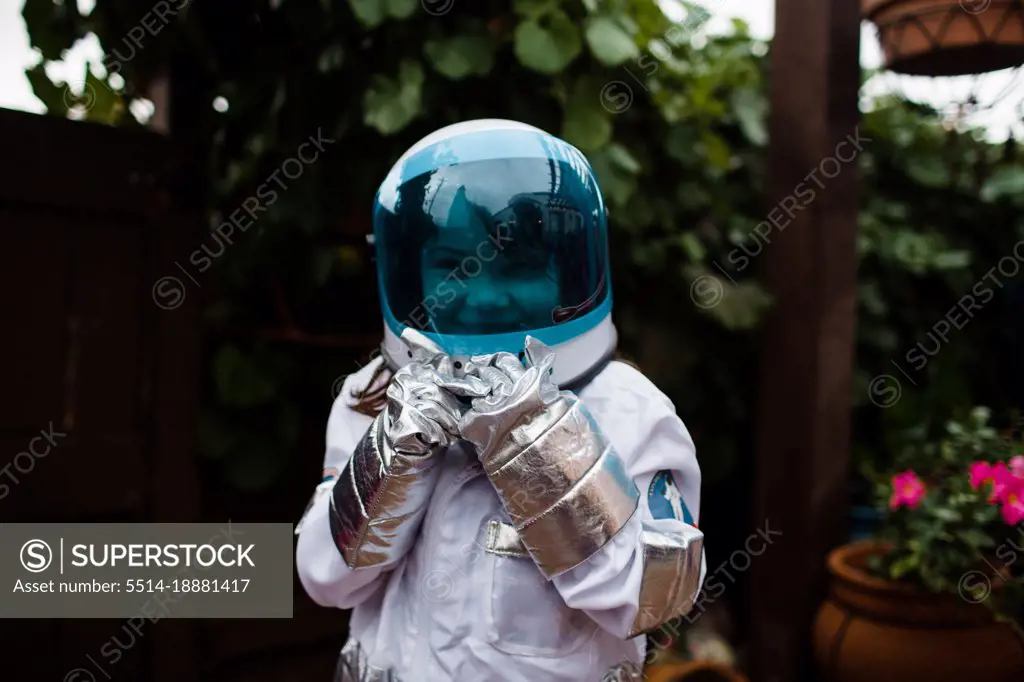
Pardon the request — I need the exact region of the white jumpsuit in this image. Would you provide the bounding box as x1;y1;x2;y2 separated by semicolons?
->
296;356;707;681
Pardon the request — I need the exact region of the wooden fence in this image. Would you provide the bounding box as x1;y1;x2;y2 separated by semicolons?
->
0;107;348;682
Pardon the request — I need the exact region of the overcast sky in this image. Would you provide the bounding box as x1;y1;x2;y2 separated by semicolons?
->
0;0;1019;139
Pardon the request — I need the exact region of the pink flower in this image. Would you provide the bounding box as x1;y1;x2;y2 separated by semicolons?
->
990;462;1015;504
969;461;994;490
889;470;926;510
1009;455;1024;478
998;477;1024;526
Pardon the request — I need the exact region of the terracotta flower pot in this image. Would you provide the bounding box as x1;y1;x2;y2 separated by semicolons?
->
863;0;1024;76
645;661;749;682
813;539;1024;682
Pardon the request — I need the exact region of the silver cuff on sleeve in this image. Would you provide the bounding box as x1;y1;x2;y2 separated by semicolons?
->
476;394;640;579
327;340;486;570
628;523;705;637
335;639;396;682
328;412;444;569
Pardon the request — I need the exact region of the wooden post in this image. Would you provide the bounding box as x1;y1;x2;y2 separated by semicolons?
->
749;1;862;681
145;65;206;682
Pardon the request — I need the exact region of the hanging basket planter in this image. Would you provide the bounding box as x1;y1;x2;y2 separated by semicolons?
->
863;0;1024;76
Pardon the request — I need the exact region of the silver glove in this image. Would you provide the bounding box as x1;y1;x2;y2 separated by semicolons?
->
329;330;488;569
629;523;704;636
459;336;640;579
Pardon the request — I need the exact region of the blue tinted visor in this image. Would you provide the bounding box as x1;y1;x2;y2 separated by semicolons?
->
373;149;610;351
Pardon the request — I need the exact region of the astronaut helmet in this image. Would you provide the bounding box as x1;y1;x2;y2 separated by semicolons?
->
372;119;616;386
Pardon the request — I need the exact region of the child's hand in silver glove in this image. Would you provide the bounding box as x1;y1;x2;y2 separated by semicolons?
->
457;336;561;467
457;336;640;579
385;328;491;456
328;329;488;569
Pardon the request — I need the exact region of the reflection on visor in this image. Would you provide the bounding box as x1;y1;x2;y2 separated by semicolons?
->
551;270;608;324
375;156;610;340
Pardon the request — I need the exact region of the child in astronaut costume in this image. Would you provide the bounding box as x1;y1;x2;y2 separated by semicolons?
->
295;120;706;682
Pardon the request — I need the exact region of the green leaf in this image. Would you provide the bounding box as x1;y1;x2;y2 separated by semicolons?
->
676;182;711;211
563;106;611;151
666;126;700;166
890;553;920;579
363;60;424;135
25;63;69;115
905;155;950;188
859;281;888;316
692;275;774;330
22;0;83;61
562;77;612;151
81;63;124;125
513;0;557;20
980;165;1024;202
584;16;639;66
679;2;713;35
731;17;751;36
731;87;767;146
956;529;993;548
589;147;637;207
890;230;934;273
932;250;971;270
514;12;582;74
347;0;386;28
605;143;641;174
971;405;992;425
680;233;706;262
700;130;733;170
386;0;418;19
424;34;496;79
318;44;345;73
25;61;124;126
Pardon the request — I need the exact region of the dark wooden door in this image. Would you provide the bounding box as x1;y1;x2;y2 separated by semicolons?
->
0;107;204;681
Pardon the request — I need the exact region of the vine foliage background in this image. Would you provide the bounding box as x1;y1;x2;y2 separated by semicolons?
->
21;0;1024;523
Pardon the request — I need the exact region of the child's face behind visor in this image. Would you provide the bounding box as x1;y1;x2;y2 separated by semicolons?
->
420;212;560;336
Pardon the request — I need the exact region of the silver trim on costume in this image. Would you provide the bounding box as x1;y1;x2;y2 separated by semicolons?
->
483;519;530;558
484;519;704;639
330;415;432;568
329;356;483;569
486;398;603;524
335;640;395;682
628;524;705;637
514;433;639;579
335;638;647;681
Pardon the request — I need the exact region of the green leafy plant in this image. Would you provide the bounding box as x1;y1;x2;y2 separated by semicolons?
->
850;92;1024;488
868;407;1024;633
20;0;1024;502
21;0;775;491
